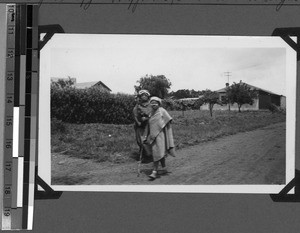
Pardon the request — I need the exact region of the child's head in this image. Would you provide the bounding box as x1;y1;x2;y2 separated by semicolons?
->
150;97;162;111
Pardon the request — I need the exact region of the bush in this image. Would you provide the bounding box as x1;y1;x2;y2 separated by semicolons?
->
51;87;136;124
162;98;181;111
268;103;285;114
162;98;203;111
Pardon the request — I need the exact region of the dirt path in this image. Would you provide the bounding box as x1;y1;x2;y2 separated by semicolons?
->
52;122;286;185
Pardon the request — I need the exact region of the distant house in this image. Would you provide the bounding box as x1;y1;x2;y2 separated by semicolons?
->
75;81;112;92
200;82;285;111
51;77;112;93
178;97;200;102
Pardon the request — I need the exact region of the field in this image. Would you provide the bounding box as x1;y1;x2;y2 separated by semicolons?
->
51;110;286;164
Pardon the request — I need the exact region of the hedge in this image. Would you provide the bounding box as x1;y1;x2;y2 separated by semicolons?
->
51;87;136;124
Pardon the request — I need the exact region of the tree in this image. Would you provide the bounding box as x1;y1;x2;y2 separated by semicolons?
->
51;76;75;89
193;98;204;110
226;82;257;112
169;89;190;99
168;89;204;99
134;74;172;99
201;89;222;117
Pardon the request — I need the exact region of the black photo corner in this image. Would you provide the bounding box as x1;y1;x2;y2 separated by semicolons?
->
34;25;300;202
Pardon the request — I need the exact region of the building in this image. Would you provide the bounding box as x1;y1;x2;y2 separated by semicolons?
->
51;77;112;93
75;81;112;92
200;82;285;111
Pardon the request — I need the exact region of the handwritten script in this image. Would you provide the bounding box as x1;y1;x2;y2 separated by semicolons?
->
276;0;286;11
79;0;176;12
35;0;299;13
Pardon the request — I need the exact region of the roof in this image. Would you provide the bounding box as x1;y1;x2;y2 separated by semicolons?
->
215;82;282;97
75;81;98;89
75;81;112;91
179;97;200;101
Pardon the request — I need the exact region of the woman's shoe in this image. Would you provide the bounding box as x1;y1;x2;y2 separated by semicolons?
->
148;171;157;180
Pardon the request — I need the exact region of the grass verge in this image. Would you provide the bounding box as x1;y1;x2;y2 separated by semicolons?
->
51;110;285;163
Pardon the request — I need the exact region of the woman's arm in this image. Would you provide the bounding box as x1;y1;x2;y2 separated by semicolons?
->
133;106;141;126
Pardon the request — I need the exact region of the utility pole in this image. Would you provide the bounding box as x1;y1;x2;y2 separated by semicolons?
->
224;71;232;111
224;71;232;85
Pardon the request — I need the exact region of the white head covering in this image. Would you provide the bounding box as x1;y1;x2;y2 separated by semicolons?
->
138;89;150;97
150;96;162;105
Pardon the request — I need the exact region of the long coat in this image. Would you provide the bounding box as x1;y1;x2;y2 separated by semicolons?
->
147;107;175;162
133;102;152;155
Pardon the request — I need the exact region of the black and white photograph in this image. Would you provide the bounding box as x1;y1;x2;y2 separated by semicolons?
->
39;34;296;193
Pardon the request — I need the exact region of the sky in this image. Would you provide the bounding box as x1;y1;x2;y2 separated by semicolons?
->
44;34;289;96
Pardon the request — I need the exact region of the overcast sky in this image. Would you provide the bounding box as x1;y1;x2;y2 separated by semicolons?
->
45;34;288;96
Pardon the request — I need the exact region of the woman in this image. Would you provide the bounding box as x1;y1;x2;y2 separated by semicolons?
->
133;90;152;157
147;96;175;180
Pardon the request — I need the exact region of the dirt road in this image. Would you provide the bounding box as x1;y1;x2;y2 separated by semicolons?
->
52;122;286;185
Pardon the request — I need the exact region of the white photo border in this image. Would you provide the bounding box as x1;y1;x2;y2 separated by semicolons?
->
38;34;296;193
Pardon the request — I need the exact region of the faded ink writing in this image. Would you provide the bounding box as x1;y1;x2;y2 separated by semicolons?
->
35;0;297;13
276;0;286;11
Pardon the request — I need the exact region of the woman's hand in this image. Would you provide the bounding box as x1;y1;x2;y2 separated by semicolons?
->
149;135;156;142
141;117;148;122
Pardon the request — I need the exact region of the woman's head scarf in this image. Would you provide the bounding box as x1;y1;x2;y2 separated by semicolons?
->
138;90;150;97
150;96;162;105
